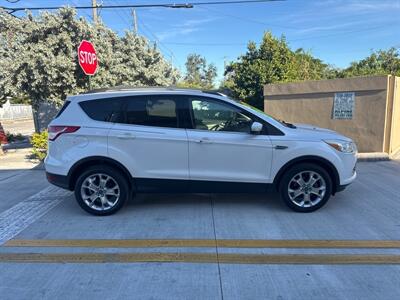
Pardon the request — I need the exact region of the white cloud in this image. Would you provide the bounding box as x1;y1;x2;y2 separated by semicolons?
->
346;1;400;12
156;17;218;41
296;20;366;34
316;0;400;14
157;27;199;40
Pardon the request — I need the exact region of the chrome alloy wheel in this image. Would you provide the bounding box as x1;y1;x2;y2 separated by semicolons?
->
80;173;120;211
287;171;326;208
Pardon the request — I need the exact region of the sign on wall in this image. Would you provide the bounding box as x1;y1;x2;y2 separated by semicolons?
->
333;92;355;119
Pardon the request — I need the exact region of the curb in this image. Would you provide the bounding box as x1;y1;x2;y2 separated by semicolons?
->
2;140;31;150
357;153;390;162
33;162;45;170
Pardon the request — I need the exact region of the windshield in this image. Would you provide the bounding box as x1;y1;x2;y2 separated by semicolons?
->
236;100;296;128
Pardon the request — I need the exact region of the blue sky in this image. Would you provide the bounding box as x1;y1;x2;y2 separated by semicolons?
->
3;0;400;81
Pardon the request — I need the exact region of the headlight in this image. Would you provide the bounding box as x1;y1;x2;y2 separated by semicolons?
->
324;140;357;153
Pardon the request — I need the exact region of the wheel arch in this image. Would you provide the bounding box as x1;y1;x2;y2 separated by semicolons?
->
67;156;134;191
273;155;340;195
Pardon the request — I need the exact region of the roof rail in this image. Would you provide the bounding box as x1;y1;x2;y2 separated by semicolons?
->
82;86;229;97
201;90;228;97
82;86;177;94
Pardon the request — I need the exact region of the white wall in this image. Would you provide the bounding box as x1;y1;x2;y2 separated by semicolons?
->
0;100;33;120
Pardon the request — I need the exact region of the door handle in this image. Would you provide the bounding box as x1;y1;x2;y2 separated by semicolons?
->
274;145;288;150
116;133;135;140
195;138;212;144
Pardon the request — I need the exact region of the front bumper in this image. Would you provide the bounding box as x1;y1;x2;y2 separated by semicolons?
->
341;169;357;186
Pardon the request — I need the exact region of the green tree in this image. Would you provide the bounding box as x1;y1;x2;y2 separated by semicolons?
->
293;49;339;80
9;96;30;105
224;32;335;109
179;53;217;89
341;48;400;78
0;8;178;118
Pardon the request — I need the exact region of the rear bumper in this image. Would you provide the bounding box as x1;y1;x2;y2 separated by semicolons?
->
46;172;71;190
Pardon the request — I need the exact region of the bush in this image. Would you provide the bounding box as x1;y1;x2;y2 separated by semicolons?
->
6;132;25;143
31;131;48;161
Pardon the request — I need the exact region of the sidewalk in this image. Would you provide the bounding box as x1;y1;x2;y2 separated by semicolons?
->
0;118;35;136
356;152;390;162
0;147;41;170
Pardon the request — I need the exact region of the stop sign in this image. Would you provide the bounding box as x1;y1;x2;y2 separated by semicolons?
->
78;40;98;75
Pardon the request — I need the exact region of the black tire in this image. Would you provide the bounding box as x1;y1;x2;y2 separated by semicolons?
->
74;165;129;216
279;163;332;212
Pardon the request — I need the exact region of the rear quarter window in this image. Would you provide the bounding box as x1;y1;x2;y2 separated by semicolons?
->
54;101;71;118
79;98;123;122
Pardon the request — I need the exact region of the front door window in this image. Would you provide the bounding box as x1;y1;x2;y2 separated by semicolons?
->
191;99;253;133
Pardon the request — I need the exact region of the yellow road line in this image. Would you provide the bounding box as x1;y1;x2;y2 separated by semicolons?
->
5;239;400;249
0;253;400;264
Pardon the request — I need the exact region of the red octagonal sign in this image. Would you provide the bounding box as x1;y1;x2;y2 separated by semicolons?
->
78;40;98;75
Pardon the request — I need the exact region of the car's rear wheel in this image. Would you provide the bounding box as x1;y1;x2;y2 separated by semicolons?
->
74;165;129;216
279;163;332;212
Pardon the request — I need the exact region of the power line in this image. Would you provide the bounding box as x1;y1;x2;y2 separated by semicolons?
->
290;22;398;42
198;5;296;30
2;0;283;14
162;21;398;46
97;2;176;65
71;0;94;22
136;16;178;65
103;0;132;29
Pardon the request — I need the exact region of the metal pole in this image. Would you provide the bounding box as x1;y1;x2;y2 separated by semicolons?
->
132;9;138;35
91;0;98;24
88;76;92;91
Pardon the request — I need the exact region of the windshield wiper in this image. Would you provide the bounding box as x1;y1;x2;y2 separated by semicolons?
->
280;120;296;129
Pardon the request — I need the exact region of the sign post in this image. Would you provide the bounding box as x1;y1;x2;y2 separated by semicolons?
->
77;40;98;90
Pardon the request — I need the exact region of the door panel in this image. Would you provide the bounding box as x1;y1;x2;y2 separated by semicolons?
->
187;130;273;182
109;124;188;179
186;96;273;183
107;95;189;180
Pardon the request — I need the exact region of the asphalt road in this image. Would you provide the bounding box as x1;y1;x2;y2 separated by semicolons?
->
0;160;400;299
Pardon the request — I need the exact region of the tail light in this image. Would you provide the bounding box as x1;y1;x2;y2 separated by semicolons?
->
48;126;80;141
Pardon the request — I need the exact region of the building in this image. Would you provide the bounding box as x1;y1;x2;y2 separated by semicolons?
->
264;75;400;156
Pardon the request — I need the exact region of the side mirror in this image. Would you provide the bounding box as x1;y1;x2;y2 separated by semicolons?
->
251;121;263;134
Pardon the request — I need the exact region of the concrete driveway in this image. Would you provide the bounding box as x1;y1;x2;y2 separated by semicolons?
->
0;161;400;299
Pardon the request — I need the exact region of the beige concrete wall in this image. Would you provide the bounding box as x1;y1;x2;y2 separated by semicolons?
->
383;76;395;153
390;77;400;155
264;76;390;153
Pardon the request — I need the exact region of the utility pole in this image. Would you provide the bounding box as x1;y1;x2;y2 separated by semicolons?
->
223;55;229;77
131;9;138;35
92;0;98;24
223;56;228;70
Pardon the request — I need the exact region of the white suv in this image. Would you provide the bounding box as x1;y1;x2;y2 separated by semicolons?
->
45;87;357;215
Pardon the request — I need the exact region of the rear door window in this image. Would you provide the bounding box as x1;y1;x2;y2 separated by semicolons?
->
123;96;180;128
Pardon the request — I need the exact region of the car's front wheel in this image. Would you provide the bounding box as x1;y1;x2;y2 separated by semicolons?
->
74;165;129;216
279;163;332;212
